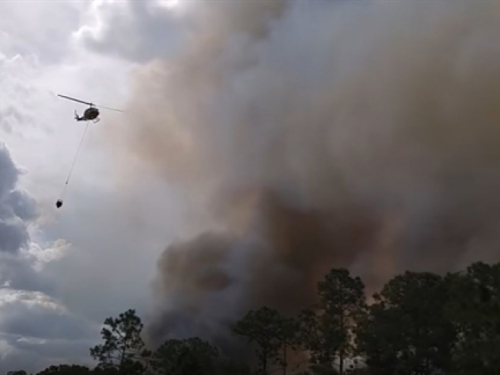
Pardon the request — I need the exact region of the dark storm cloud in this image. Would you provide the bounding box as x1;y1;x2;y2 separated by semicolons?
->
0;256;54;294
0;291;94;341
6;189;37;222
0;143;37;253
0;288;98;372
0;144;18;196
0;332;95;373
0;220;28;254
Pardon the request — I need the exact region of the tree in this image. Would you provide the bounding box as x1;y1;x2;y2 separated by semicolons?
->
355;299;399;375
276;316;300;375
12;260;500;375
215;358;252;375
300;268;365;375
230;307;286;374
36;365;90;375
90;309;148;374
446;262;500;374
149;337;219;375
357;271;455;375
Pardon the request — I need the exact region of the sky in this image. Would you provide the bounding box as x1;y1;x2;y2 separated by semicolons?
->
0;0;186;371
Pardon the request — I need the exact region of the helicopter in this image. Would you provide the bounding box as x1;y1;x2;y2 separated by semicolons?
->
58;94;123;123
54;94;123;209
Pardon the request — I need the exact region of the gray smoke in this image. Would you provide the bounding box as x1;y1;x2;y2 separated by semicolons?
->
105;0;500;347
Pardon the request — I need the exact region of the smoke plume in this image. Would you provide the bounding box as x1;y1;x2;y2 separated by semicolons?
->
107;0;500;347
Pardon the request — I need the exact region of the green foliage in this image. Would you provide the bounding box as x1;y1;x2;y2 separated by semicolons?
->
90;309;148;374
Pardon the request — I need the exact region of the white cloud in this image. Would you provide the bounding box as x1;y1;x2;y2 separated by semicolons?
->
75;0;187;63
0;0;85;63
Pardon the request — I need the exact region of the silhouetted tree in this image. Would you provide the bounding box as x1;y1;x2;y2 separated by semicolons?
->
11;261;500;375
149;337;219;375
277;316;300;375
357;271;455;375
231;306;286;374
36;365;90;375
90;367;119;375
446;262;500;374
300;268;365;375
90;309;148;374
355;300;398;375
215;358;252;375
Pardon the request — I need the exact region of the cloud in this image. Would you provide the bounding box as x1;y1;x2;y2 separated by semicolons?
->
0;143;37;253
75;0;186;63
0;143;95;372
0;144;20;197
0;254;52;294
0;332;96;373
0;0;85;63
0;290;96;341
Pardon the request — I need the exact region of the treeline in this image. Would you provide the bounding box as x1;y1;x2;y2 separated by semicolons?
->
8;261;500;375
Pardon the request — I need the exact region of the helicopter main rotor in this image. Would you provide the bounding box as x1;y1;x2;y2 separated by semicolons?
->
58;94;94;107
57;94;123;112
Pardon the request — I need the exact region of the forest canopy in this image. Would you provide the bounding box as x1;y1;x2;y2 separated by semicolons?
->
8;261;500;375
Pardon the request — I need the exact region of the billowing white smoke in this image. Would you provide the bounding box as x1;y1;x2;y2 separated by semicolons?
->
105;0;500;347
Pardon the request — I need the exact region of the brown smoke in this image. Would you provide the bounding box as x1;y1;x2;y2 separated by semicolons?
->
146;190;380;346
106;0;500;347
